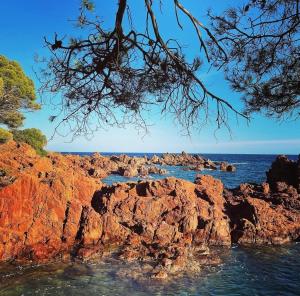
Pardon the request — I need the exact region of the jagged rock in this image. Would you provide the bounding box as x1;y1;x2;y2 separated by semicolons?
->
147;166;168;175
0;141;102;261
138;165;149;176
224;179;300;244
87;168;107;179
0;169;16;188
118;165;139;177
137;165;168;177
184;164;204;171
220;162;236;172
267;155;300;193
90;175;231;275
150;155;162;165
204;160;217;170
1;142;300;279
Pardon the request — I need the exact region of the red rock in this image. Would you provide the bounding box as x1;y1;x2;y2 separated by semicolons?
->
225;183;300;245
267;155;300;193
0;141;102;261
1;142;300;279
220;162;236;172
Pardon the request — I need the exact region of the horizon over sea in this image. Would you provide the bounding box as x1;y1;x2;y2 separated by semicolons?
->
1;153;300;295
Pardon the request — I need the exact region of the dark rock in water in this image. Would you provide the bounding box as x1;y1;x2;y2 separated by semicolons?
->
203;160;218;170
267;155;300;193
220;162;236;172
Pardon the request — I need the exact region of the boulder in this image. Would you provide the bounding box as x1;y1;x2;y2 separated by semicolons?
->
119;165;139;177
266;155;300;192
220;162;236;172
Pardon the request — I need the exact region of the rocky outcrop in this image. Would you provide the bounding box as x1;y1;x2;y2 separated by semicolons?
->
0;142;231;276
151;151;218;169
0;141;102;262
220;162;236;172
150;152;237;172
39;150;236;179
91;175;231;275
267;155;300;193
62;152;166;180
224;181;300;245
117;164;168;178
0;142;300;279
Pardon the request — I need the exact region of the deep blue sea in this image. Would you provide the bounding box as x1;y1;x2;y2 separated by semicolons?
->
1;153;300;296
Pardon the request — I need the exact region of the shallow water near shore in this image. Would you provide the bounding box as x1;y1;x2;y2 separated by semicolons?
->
0;244;300;295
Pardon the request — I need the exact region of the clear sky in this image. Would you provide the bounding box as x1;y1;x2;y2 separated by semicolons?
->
0;0;299;154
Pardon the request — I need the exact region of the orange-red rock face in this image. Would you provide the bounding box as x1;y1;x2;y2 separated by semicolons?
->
0;141;102;261
225;182;300;245
0;142;300;277
92;175;231;249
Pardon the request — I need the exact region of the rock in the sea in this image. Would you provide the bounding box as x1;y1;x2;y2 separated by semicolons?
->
1;142;300;279
91;175;231;249
267;155;300;193
220;162;236;172
224;180;300;244
119;165;139;177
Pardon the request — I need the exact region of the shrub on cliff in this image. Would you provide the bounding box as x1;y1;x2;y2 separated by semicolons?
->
12;128;47;156
0;127;13;144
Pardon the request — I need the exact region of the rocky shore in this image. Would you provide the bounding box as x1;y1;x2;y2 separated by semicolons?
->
76;150;236;179
0;141;299;279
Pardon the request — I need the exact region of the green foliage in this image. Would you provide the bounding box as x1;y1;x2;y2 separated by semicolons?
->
12;128;47;156
0;127;13;144
0;55;40;128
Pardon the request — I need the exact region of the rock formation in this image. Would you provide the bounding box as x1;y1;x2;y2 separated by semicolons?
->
0;141;102;262
150;151;219;169
224;182;300;245
0;143;299;279
220;162;236;172
266;155;300;193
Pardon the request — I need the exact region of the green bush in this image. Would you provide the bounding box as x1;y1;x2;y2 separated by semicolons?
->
0;127;13;144
0;55;40;129
12;128;47;156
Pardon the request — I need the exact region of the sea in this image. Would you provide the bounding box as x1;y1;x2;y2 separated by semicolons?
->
1;153;300;296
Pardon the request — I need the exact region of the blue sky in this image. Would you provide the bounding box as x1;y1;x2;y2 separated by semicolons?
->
0;0;299;154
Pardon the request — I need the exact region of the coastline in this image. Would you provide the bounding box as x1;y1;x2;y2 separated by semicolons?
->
0;140;300;280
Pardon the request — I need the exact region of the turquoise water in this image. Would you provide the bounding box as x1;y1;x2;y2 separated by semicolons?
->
0;245;299;295
1;153;299;295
